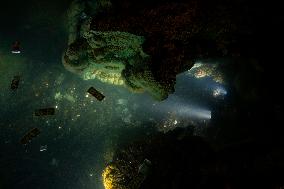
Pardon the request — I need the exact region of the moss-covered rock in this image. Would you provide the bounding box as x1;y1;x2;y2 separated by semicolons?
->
63;0;254;100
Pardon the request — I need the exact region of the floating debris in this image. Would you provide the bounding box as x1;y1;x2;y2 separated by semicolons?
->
40;145;47;152
50;158;59;166
11;41;21;53
20;127;40;144
34;108;55;116
64;94;76;103
117;98;127;105
87;87;105;101
11;75;20;90
138;159;152;176
80;12;87;20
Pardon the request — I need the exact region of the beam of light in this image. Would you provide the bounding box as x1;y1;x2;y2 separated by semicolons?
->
153;96;212;120
177;104;211;120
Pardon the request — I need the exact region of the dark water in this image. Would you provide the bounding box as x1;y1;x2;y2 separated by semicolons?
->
0;1;236;189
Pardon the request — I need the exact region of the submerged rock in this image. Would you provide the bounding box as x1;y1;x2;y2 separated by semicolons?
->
63;0;254;100
102;127;284;189
101;128;215;189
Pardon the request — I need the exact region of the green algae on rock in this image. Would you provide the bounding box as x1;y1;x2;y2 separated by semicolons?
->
63;0;248;100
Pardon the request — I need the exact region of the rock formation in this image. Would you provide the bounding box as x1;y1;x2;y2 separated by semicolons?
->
63;0;250;100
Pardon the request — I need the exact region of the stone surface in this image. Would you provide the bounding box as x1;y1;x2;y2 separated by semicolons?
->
63;0;250;100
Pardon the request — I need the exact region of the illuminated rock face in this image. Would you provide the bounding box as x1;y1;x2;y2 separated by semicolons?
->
102;149;146;189
63;0;245;100
102;164;126;189
63;19;171;100
63;29;138;84
62;0;197;100
188;63;224;84
101;129;216;189
64;27;148;85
